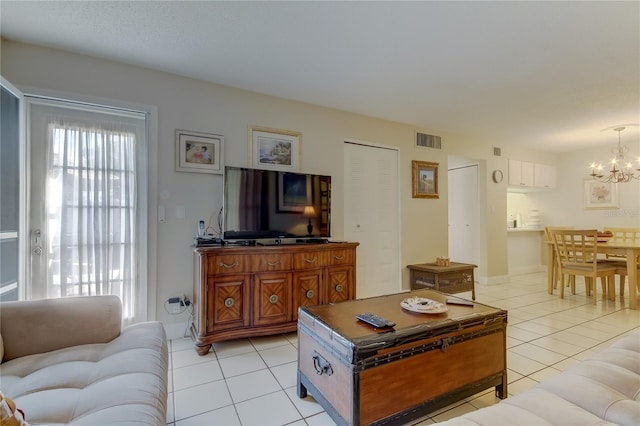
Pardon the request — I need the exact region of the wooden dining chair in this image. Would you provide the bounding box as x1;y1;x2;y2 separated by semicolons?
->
544;226;574;291
550;229;617;304
603;227;640;298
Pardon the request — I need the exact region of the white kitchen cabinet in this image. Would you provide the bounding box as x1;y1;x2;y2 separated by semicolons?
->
509;160;555;192
534;163;556;189
508;159;534;187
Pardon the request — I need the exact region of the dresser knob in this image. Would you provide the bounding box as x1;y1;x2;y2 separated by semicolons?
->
224;297;235;308
269;294;279;304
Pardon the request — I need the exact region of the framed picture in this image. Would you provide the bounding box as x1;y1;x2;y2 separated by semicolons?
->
250;127;301;172
278;173;311;212
175;129;224;174
583;179;619;210
412;160;439;199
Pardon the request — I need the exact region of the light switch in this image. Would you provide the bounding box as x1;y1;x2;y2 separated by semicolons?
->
176;205;186;219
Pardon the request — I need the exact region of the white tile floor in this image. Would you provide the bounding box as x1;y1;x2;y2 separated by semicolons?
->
166;271;640;425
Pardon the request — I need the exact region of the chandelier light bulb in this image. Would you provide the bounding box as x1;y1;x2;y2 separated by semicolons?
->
588;126;640;183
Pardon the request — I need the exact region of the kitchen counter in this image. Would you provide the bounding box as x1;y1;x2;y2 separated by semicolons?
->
507;229;545;275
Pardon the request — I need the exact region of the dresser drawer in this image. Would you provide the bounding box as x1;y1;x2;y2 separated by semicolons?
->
208;255;247;275
248;253;292;272
327;248;354;266
293;251;327;270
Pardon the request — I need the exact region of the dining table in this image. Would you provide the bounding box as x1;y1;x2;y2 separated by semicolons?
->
546;238;640;310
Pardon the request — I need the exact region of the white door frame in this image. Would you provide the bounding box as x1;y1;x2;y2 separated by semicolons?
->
22;87;159;320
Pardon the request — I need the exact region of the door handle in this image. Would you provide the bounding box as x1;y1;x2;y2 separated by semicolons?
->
32;229;42;256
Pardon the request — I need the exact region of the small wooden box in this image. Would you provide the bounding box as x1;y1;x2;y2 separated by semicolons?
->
407;262;477;300
297;289;507;426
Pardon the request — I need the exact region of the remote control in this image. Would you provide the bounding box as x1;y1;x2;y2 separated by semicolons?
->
356;312;395;328
446;297;474;306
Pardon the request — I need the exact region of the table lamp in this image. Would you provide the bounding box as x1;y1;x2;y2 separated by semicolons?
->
303;205;316;236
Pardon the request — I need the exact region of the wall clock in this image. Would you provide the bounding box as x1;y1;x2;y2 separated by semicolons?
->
492;170;504;183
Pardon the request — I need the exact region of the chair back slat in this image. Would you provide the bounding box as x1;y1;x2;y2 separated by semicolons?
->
603;227;640;241
603;227;640;261
544;226;574;242
551;229;598;272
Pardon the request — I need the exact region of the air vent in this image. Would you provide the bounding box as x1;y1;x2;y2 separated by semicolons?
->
416;132;442;149
493;147;502;156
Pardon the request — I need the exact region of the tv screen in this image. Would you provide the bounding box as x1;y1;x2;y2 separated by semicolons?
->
223;166;331;240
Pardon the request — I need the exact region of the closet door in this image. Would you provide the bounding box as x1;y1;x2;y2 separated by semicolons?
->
448;164;480;266
344;141;400;298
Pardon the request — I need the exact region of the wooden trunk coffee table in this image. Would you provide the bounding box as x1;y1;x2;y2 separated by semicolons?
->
297;289;507;426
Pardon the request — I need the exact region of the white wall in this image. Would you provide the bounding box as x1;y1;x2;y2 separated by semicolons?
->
509;146;640;231
552;147;640;228
5;40;636;337
505;143;640;272
1;41;463;336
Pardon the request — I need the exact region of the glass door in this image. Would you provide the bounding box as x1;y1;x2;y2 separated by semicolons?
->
0;77;25;301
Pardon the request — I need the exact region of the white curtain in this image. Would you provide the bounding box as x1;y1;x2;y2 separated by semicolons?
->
45;119;138;321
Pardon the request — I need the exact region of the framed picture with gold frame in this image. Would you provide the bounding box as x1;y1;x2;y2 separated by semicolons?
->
412;160;439;199
175;129;224;174
249;127;301;172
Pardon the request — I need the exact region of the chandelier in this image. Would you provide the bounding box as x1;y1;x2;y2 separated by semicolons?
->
589;126;640;183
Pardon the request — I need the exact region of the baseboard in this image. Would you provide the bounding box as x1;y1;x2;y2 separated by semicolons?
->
163;320;192;341
478;275;510;285
509;265;545;276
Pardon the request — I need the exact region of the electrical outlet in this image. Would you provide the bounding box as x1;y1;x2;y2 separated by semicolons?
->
168;302;181;314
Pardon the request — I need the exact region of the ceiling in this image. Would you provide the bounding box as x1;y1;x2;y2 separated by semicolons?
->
1;1;639;153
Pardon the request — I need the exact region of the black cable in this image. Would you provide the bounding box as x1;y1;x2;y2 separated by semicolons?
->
217;206;224;237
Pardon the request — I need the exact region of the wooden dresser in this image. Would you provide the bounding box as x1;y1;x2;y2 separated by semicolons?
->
191;242;359;355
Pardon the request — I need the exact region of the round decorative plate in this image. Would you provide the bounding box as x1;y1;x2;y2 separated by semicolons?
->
492;170;504;183
400;297;448;314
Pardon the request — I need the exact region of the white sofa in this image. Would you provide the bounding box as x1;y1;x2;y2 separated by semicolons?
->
0;296;168;425
440;329;640;425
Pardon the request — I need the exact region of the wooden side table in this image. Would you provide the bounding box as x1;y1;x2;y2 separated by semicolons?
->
407;262;477;300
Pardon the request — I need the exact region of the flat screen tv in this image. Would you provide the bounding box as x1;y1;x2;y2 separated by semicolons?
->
223;166;331;241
